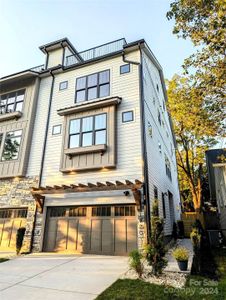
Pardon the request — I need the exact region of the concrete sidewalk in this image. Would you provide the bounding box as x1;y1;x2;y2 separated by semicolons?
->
165;239;194;273
0;254;128;300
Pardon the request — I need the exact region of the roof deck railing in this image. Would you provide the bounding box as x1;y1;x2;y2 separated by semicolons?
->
65;38;127;67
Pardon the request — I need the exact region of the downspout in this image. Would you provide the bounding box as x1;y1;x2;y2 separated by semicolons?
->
122;47;151;241
38;70;55;187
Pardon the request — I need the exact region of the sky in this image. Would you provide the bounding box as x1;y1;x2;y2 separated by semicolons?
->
0;0;195;79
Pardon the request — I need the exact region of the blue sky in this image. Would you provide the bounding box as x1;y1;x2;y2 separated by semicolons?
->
0;0;195;79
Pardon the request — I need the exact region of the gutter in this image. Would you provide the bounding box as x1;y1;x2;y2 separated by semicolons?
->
122;45;151;241
38;70;55;187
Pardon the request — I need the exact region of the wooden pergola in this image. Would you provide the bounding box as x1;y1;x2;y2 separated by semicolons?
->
31;179;143;213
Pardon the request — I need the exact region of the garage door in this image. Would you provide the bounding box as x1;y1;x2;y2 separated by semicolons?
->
44;205;137;255
0;208;27;251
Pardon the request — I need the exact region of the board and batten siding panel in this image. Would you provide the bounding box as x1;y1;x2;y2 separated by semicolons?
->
47;48;63;69
142;51;181;235
27;51;143;185
0;79;39;178
27;77;53;177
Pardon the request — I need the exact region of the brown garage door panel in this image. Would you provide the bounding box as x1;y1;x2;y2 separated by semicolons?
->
44;206;138;255
0;219;26;251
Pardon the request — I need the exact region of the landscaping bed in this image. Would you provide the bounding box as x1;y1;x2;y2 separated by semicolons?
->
0;258;9;263
96;248;226;300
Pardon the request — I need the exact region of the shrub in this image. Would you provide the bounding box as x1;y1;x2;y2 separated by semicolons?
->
172;222;178;240
144;199;167;276
129;250;144;278
16;227;26;255
177;220;185;238
172;247;189;261
190;227;202;274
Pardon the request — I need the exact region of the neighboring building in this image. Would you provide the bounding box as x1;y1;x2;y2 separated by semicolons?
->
0;37;181;255
206;149;226;236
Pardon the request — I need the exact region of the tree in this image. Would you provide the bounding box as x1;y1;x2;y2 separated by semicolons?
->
144;199;167;275
166;75;220;211
167;0;225;119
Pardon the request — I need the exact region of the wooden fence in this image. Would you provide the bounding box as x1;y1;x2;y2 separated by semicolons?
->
181;212;205;237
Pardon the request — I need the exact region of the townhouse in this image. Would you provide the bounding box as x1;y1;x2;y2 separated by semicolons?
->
0;38;181;255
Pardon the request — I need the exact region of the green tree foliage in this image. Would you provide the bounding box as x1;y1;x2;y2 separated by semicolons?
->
167;0;226;115
2;139;20;160
129;250;144;278
144;200;167;276
167;75;221;210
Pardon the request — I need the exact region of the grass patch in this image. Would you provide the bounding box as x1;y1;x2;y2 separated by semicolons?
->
96;248;226;300
0;258;9;263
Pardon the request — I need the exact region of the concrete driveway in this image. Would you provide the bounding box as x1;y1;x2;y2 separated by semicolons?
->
0;254;128;300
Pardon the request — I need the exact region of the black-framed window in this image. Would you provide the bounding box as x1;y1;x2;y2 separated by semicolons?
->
2;130;22;161
158;110;161;125
92;206;111;217
120;64;130;74
122;111;134;123
59;81;68;90
154;186;158;199
162;193;166;218
165;155;172;181
52;125;62;135
75;70;110;103
69;207;87;217
0;89;25;114
50;207;66;217
114;206;135;216
69;113;107;148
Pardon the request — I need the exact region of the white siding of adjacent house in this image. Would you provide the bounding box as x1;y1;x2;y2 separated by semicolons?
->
215;166;226;234
27;50;143;186
142;51;181;235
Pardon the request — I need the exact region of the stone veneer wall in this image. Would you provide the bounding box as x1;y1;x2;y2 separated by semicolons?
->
0;176;38;252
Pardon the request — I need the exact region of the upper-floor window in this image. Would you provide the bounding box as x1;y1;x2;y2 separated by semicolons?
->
154;185;158;199
75;70;110;103
122;111;134;123
158;110;161;125
69;113;107;148
161;193;166;218
0;90;25;114
120;64;130;74
1;129;22;161
59;81;68;90
165;155;172;181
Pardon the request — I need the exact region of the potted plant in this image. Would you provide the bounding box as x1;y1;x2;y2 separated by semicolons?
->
172;246;189;271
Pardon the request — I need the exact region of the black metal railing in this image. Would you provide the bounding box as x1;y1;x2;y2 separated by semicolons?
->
30;64;45;72
65;38;126;67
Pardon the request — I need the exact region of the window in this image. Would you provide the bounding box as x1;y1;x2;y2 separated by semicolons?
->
122;111;134;123
162;193;166;218
59;81;68;90
0;209;13;218
2;130;22;161
50;207;66;217
0;209;27;218
120;64;130;74
14;209;27;218
158;110;161;125
52;125;62;135
75;70;110;102
69;207;87;217
69;113;107;148
165;155;172;181
154;186;158;199
0;89;25;114
92;206;111;217
114;206;135;216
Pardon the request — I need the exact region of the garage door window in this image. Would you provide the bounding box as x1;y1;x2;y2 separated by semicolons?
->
0;209;27;218
69;207;87;217
0;209;13;218
114;206;135;216
50;208;67;217
92;206;111;217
